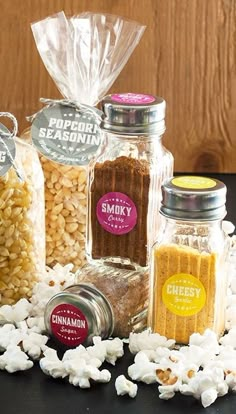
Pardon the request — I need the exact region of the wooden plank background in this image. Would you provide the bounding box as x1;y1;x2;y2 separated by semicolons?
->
0;0;235;172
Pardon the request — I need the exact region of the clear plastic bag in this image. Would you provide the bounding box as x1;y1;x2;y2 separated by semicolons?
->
31;11;145;271
0;138;45;305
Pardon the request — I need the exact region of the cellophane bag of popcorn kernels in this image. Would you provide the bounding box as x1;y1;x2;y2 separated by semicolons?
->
0;117;45;305
30;11;145;272
20;127;87;270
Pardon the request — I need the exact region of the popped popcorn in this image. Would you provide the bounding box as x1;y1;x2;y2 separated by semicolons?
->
225;373;236;391
128;351;159;384
0;324;26;352
1;232;236;410
40;348;67;379
40;346;111;388
156;358;198;387
26;316;46;334
62;345;102;369
179;344;215;368
0;263;75;372
179;366;228;408
189;329;220;354
94;337;124;365
115;375;138;398
0;298;33;323
39;335;123;388
85;336;124;366
0;345;34;373
30;264;75;317
22;332;49;360
222;220;235;235
219;327;236;348
0;263;75;326
66;358;111;388
158;381;181;400
129;329;175;354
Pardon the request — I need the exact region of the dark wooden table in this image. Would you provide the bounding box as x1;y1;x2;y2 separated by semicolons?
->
1;174;236;414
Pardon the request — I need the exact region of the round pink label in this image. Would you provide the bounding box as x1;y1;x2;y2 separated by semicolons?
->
96;192;137;235
50;303;88;347
111;93;155;105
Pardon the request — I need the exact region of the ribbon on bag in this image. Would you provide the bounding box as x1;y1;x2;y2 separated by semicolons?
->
29;98;104;166
0;112;18;137
27;98;103;123
0;112;23;180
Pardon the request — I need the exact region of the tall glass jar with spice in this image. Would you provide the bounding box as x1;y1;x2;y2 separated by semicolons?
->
148;176;230;344
86;93;174;270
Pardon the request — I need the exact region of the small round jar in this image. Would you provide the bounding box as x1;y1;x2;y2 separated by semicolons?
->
44;283;114;348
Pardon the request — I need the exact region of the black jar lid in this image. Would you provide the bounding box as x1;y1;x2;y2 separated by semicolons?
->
44;283;114;348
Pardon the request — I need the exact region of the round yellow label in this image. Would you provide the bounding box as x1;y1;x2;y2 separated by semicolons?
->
172;176;216;190
162;273;206;316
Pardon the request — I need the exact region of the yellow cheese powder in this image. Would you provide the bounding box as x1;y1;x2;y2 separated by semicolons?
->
149;244;225;344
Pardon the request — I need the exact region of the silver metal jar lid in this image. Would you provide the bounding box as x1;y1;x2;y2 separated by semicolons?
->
44;283;114;347
101;93;166;135
160;176;227;221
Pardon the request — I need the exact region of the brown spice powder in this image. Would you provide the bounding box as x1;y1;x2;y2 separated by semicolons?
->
90;156;150;267
77;265;149;338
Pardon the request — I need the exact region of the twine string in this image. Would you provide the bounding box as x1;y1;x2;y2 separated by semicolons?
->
0;112;23;181
27;98;103;124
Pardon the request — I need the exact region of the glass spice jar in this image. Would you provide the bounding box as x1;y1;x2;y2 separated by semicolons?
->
76;263;149;338
44;283;114;347
86;93;173;270
148;176;230;345
45;263;149;347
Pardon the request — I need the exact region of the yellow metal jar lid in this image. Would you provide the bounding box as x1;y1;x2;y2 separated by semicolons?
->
160;176;227;221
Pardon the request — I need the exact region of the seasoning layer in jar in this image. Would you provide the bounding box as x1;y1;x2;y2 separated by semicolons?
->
90;156;151;267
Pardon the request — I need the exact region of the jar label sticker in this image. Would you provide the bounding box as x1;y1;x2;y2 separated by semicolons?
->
111;93;156;105
50;303;88;347
31;104;102;166
96;192;137;235
162;273;206;317
172;176;217;190
0;123;16;177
